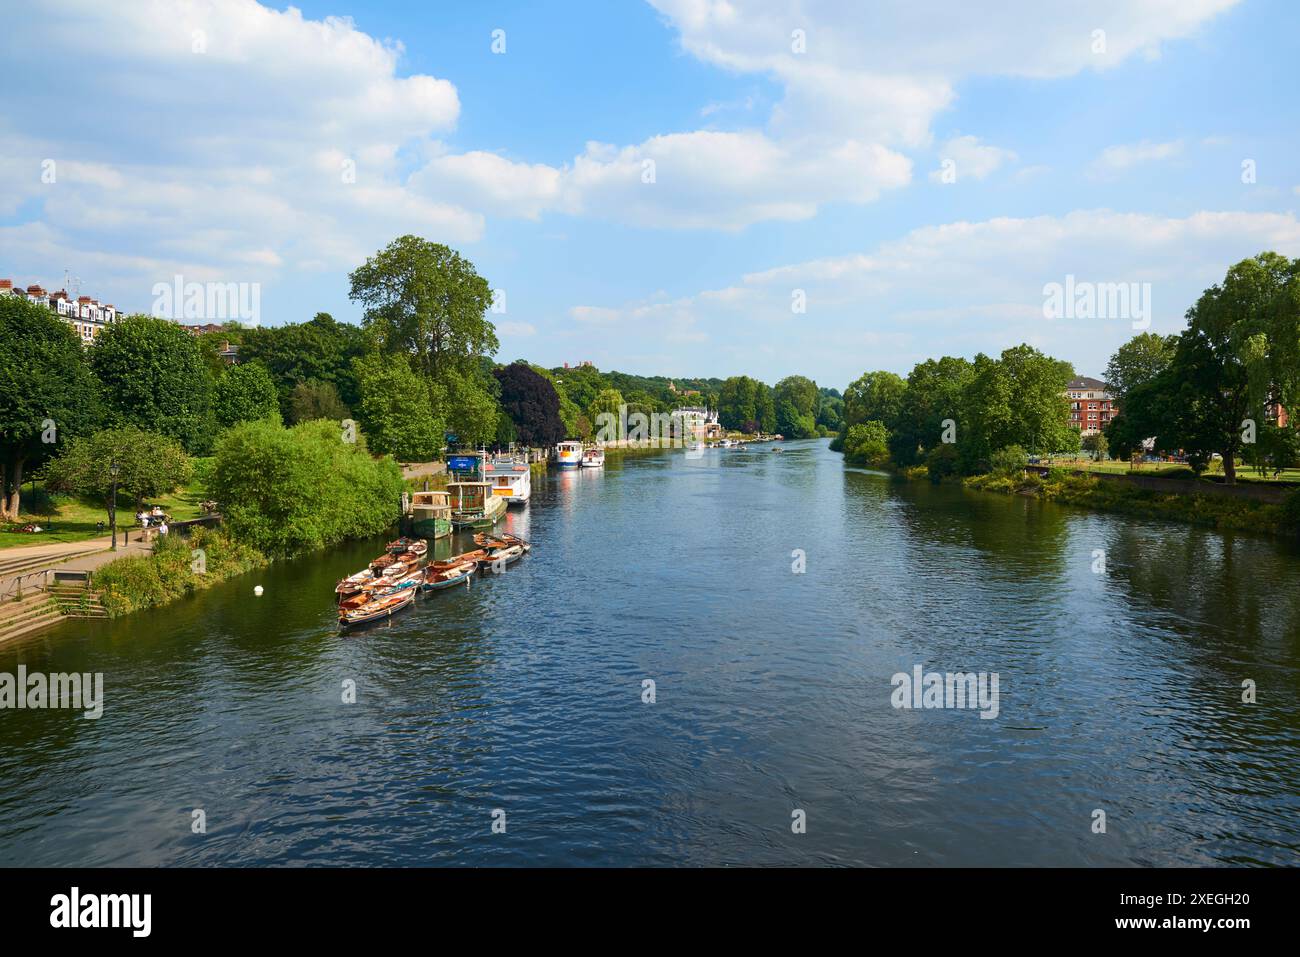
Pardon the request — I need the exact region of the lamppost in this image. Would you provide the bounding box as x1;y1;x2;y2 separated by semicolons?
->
109;459;120;551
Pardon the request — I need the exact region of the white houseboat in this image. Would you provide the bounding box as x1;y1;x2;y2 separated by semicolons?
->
581;447;605;468
486;458;531;505
555;440;583;468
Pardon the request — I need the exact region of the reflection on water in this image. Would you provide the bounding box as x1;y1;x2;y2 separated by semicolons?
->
1;440;1297;866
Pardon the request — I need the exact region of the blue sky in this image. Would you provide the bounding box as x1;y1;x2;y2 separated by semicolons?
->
2;0;1298;388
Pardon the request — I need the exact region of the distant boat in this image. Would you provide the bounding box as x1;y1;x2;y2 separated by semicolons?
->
555;440;583;468
581;447;605;468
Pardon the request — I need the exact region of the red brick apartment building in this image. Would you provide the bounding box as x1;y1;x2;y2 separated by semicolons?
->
1065;376;1116;436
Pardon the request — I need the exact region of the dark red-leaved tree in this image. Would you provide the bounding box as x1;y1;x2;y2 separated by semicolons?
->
493;362;566;448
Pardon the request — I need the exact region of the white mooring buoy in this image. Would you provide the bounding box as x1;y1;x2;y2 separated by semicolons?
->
254;585;264;596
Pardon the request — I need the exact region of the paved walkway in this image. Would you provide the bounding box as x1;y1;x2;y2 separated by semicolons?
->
0;529;157;595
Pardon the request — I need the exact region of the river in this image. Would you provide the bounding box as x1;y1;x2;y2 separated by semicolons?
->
1;439;1298;866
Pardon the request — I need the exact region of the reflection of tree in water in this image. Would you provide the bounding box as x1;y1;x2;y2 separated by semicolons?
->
1103;524;1300;647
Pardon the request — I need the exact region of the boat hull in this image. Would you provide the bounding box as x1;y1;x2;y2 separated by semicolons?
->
411;516;452;539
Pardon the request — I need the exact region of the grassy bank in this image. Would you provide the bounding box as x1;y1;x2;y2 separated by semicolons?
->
961;468;1296;537
3;473;210;550
92;526;269;617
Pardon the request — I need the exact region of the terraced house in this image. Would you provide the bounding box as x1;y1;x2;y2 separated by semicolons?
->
0;278;117;344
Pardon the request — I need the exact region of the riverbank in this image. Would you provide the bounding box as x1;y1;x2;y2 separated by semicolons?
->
958;466;1297;537
92;526;269;617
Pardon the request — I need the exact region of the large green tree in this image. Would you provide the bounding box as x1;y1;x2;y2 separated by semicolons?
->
238;312;370;413
348;236;497;385
45;426;191;530
842;371;906;431
773;375;819;438
0;297;102;519
1103;332;1178;403
717;375;775;432
208;418;404;555
213;362;280;429
353;355;443;461
90;314;213;453
888;357;973;467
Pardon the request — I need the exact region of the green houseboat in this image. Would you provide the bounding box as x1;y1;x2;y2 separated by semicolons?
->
409;489;452;539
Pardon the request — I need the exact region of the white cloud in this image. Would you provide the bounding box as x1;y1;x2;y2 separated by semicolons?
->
0;0;475;305
930;136;1018;183
1091;139;1186;175
570;209;1300;383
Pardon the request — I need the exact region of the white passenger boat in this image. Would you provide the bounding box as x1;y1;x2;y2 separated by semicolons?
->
555;440;583;469
581;447;605;468
486;458;531;505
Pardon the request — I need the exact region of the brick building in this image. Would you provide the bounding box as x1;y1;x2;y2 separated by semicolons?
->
1065;376;1116;436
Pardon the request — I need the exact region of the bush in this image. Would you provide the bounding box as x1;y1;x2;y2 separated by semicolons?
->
925;443;960;483
989;445;1028;478
208;418;404;555
843;421;890;467
93;527;268;617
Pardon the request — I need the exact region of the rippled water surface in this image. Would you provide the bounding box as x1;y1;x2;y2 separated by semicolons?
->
2;440;1298;865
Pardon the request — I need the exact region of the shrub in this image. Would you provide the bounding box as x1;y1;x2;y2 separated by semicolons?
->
93;527;269;617
989;445;1028;478
208;418;404;555
843;421;890;467
925;443;960;483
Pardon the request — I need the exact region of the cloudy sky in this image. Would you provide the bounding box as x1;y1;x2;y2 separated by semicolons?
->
2;0;1298;387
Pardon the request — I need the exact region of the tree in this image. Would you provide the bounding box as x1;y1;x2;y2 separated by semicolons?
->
1104;332;1178;403
843;421;890;467
45;427;191;530
239;312;371;413
888;357;973;467
588;388;625;435
353;355;443;461
208;418;404;555
717;376;775;432
213;362;280;429
0;296;102;519
440;366;502;447
287;380;350;425
494;362;565;447
1081;432;1109;461
774;375;819;438
348;236;497;385
961;345;1074;471
90;314;213;453
842;371;906;431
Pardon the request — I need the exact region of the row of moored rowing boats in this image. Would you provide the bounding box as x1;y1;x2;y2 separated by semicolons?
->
333;533;531;629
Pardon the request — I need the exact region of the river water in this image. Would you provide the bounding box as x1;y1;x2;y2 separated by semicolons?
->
1;439;1298;866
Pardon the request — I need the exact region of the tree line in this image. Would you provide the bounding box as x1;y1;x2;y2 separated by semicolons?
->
832;252;1300;486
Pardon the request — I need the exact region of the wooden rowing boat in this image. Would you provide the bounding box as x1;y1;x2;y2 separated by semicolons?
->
338;574;421;610
420;560;477;592
338;589;415;627
335;567;375;596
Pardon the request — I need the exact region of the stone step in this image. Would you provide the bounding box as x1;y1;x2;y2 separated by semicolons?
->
0;604;65;642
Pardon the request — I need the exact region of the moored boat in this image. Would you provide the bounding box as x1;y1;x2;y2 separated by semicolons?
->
555;440;583;468
581;447;605;468
338;589;415;628
447;451;507;530
486;458;531;505
420;559;477;592
338;573;421;610
386;536;428;557
409;491;452;539
335;567;375;596
478;543;525;570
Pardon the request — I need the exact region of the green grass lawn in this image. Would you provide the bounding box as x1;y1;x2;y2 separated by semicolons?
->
1;480;209;551
1045;457;1300;484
